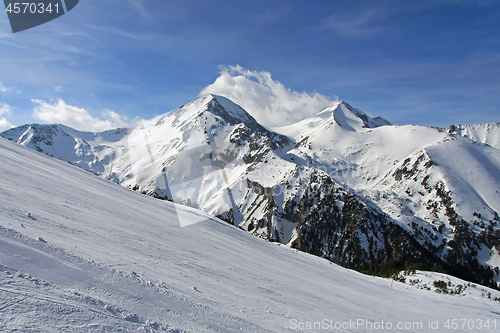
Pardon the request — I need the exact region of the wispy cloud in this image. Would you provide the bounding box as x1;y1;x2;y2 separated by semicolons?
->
0;82;21;95
0;31;11;39
318;8;386;36
85;24;155;41
125;0;151;19
32;99;141;132
199;65;336;128
256;6;292;24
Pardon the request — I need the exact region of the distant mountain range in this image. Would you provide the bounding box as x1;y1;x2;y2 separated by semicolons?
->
3;94;500;287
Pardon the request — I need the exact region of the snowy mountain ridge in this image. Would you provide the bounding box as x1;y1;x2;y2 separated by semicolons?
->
2;94;500;289
447;122;500;150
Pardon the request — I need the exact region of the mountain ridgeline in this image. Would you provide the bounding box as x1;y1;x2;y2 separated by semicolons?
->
3;94;500;287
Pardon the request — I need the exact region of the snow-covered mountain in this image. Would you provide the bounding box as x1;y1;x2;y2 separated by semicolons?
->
274;100;500;283
3;94;500;289
1;136;499;332
448;122;500;150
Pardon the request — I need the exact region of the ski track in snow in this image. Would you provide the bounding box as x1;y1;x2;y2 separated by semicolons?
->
1;137;500;332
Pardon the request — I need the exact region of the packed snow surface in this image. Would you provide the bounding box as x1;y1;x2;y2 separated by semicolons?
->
0;137;499;332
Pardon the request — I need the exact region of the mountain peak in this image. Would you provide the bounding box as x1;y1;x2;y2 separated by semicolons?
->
313;101;390;131
313;101;390;132
164;94;271;136
338;101;391;129
202;94;257;125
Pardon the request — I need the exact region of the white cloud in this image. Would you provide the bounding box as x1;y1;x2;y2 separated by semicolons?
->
0;82;21;95
199;65;335;128
0;118;14;132
0;103;14;132
0;102;12;117
102;109;131;128
32;99;137;132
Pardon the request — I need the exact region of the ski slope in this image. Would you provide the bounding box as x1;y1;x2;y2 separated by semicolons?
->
0;137;499;332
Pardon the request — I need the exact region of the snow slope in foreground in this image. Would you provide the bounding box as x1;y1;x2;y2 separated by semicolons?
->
0;137;499;332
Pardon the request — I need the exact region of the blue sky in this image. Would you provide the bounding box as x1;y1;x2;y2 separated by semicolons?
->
0;0;499;131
